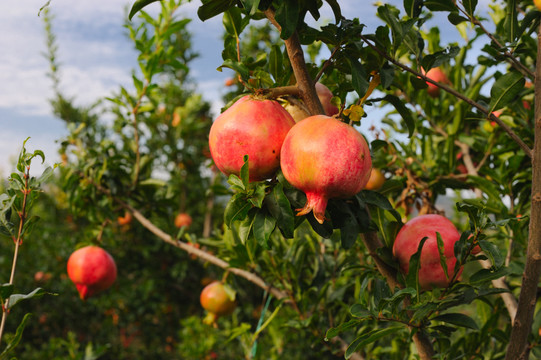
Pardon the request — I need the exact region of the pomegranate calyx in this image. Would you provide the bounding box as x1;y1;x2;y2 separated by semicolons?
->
296;192;328;224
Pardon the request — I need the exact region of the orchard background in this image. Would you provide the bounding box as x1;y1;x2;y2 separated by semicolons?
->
0;0;540;359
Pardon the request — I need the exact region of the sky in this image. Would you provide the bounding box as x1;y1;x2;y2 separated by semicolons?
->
0;0;478;177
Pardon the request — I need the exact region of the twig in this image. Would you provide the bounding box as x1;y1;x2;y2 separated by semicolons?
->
359;34;533;158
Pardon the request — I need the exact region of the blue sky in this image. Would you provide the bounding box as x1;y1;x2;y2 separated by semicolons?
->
0;0;477;176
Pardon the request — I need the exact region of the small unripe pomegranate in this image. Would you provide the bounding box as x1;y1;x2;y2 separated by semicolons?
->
200;281;236;324
280;115;372;224
174;212;192;228
364;168;385;190
209;95;295;182
67;245;117;300
393;214;462;290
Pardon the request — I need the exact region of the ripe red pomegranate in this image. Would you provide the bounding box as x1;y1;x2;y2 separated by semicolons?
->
209;95;295;182
393;214;462;290
280;115;372;224
67;245;117;300
200;281;236;324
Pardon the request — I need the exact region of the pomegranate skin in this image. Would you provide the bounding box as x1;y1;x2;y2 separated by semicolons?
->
393;214;462;290
209;95;295;182
67;245;117;300
280;115;372;224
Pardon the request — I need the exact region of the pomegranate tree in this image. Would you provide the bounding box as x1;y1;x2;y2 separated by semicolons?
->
67;245;117;300
209;95;295;182
392;214;462;290
200;281;236;324
280;115;372;224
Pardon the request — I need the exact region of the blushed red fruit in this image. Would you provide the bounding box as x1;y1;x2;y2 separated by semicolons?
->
315;82;339;116
393;214;462;290
174;212;192;228
280;115;372;224
423;67;450;97
200;281;236;319
67;245;117;300
209;95;295;182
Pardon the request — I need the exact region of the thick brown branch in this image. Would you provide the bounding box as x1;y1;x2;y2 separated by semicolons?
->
505;22;541;360
360;35;533;158
264;9;324;116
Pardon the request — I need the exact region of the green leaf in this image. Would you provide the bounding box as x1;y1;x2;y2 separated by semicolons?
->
347;57;369;99
139;178;167;187
240;155;250;186
8;288;50;310
274;1;299;40
462;0;477;16
406;237;428;297
325;319;360;340
253;210;276;249
404;0;423;18
488;72;525;113
436;232;449;281
197;0;236;21
0;313;32;358
346;327;403;358
224;193;252;227
217;59;251;82
424;0;456;12
432;313;478;330
360;190;401;222
504;0;518;43
469;267;509;284
0;284;14;303
383;95;415;137
477;240;504;268
268;45;283;81
223;7;243;37
240;0;260;16
349;304;374;319
128;0;162;20
266;183;295;238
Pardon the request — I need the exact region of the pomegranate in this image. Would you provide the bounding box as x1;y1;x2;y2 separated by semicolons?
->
174;212;192;228
392;214;462;290
200;281;236;324
209;95;295;182
280;115;372;224
423;67;450;98
315;82;339;116
364;168;385;190
67;245;117;300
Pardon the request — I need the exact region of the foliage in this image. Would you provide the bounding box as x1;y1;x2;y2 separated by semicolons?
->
4;0;541;359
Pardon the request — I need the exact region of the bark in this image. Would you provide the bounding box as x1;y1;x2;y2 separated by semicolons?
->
505;22;541;360
264;9;325;116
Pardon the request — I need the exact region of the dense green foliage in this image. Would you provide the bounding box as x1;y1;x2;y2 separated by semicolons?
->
1;0;541;359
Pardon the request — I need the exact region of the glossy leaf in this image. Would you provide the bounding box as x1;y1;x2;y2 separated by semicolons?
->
128;0;162;20
253;209;276;248
436;232;449;281
266;183;295;238
0;313;32;358
197;0;237;21
432;313;479;330
404;0;423;18
346;327;403;358
274;1;299;40
383;95;415;137
488;72;525;113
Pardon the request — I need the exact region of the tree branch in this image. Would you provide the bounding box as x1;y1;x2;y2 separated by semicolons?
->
505;21;541;360
264;9;325;116
360;34;533;158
